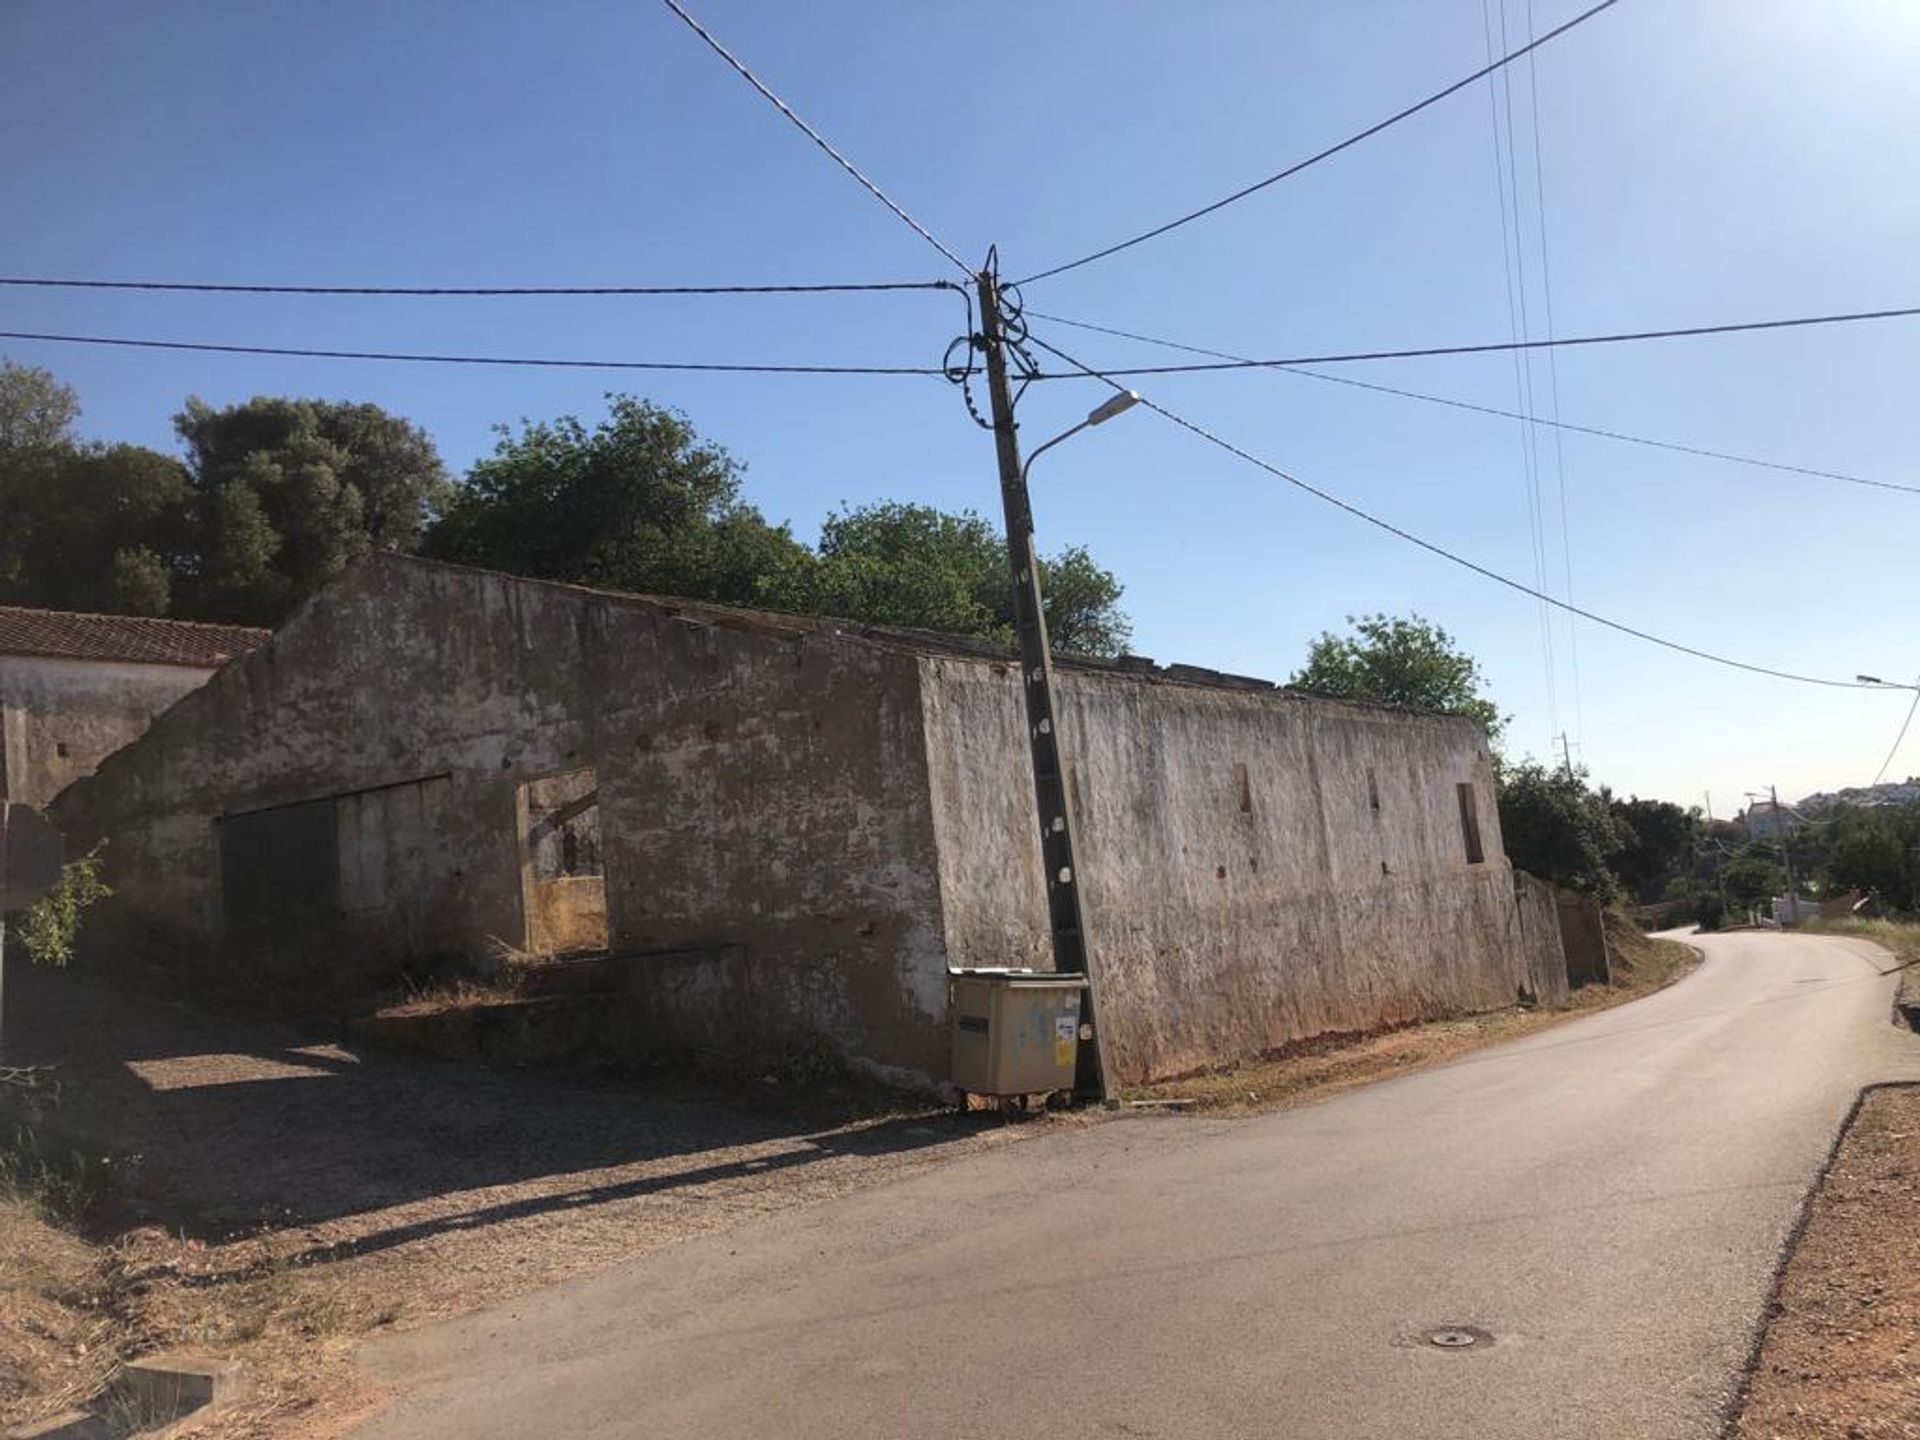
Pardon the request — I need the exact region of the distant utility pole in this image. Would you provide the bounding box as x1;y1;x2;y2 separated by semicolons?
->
1771;783;1799;904
976;266;1114;1103
1704;791;1730;918
1554;732;1576;779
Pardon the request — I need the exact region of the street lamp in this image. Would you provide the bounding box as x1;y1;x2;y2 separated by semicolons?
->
1020;391;1141;485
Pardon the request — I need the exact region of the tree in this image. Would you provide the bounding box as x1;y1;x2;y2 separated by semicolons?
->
1722;846;1787;912
1290;613;1504;741
1818;803;1920;913
1605;795;1701;904
1496;760;1631;898
804;502;1131;656
172;396;451;623
428;399;1134;656
7;444;191;614
0;359;78;456
0;360;84;593
427;395;810;608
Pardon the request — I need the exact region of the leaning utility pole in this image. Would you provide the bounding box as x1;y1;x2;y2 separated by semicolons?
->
975;267;1114;1102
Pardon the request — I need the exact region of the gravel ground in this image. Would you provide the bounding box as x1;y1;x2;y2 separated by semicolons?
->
2;966;1067;1437
1734;1083;1920;1439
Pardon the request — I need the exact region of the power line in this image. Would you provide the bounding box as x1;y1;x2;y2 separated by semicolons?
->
1023;326;1915;694
0;329;945;376
1025;309;1920;496
657;0;972;277
1480;0;1559;750
1523;0;1587;749
0;275;955;297
1013;0;1621;286
1026;301;1920;374
1871;679;1920;786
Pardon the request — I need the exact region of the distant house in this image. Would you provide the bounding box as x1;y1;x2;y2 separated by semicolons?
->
1741;798;1805;840
0;607;269;808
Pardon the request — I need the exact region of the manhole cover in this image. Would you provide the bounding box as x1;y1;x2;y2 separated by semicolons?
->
1424;1326;1493;1350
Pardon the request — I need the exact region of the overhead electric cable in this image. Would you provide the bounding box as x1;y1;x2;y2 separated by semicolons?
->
1871;679;1920;786
1481;0;1560;748
1522;0;1586;748
1023;309;1920;496
1022;327;1915;694
0;275;956;297
0;330;944;376
1025;302;1920;375
658;0;972;276
1013;0;1621;285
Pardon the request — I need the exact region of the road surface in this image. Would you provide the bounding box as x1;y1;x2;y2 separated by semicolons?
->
358;931;1920;1440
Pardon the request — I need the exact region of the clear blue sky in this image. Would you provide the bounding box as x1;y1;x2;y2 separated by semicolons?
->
5;0;1917;812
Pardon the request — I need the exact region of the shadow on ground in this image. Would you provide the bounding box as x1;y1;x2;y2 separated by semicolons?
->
3;964;980;1254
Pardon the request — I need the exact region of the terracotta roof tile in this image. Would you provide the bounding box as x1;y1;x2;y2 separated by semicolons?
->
0;606;270;669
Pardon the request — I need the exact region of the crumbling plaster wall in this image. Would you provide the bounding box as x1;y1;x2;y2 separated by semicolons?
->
920;657;1529;1083
52;557;953;1077
0;655;216;808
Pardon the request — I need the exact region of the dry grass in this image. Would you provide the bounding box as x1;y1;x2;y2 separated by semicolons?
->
1803;915;1920;967
1128;920;1701;1115
0;1119;390;1438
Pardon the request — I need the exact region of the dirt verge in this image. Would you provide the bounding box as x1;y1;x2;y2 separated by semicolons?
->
1731;1083;1920;1438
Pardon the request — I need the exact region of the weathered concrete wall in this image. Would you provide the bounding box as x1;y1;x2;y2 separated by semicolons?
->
1556;889;1612;987
0;655;216;807
1513;870;1572;1008
920;657;1527;1083
52;556;952;1079
55;553;1535;1091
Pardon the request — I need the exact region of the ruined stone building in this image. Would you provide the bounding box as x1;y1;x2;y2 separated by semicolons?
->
0;606;269;807
52;555;1558;1087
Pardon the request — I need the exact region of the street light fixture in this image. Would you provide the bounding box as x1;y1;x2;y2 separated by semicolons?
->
1020;391;1142;485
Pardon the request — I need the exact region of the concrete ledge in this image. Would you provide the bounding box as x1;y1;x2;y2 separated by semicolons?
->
5;1410;112;1440
114;1354;247;1427
1895;967;1920;1031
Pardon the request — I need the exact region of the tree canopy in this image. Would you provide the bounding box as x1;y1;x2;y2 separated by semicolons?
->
425;395;810;609
0;369;1133;655
172;396;452;623
427;398;1131;656
804;502;1130;656
1290;612;1504;741
1497;761;1632;900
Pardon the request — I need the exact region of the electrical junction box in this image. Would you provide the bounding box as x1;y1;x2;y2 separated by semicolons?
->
948;968;1086;1097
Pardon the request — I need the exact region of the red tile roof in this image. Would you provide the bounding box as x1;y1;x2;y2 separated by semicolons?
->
0;606;270;669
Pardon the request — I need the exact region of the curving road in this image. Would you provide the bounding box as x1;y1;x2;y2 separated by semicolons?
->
358;931;1920;1440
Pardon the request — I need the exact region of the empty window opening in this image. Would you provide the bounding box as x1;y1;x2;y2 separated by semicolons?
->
1456;782;1485;866
1067;758;1085;824
1232;762;1252;814
54;741;69;758
521;767;608;955
1366;767;1380;814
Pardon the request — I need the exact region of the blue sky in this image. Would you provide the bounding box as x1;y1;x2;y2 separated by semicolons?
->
4;0;1917;811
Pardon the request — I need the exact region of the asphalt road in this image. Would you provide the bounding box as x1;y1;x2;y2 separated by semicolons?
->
358;932;1920;1440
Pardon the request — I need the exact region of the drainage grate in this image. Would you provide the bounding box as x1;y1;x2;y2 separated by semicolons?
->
1424;1326;1493;1350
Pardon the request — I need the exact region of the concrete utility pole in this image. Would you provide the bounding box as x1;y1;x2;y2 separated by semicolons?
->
975;266;1114;1102
1554;732;1575;779
1772;783;1798;907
